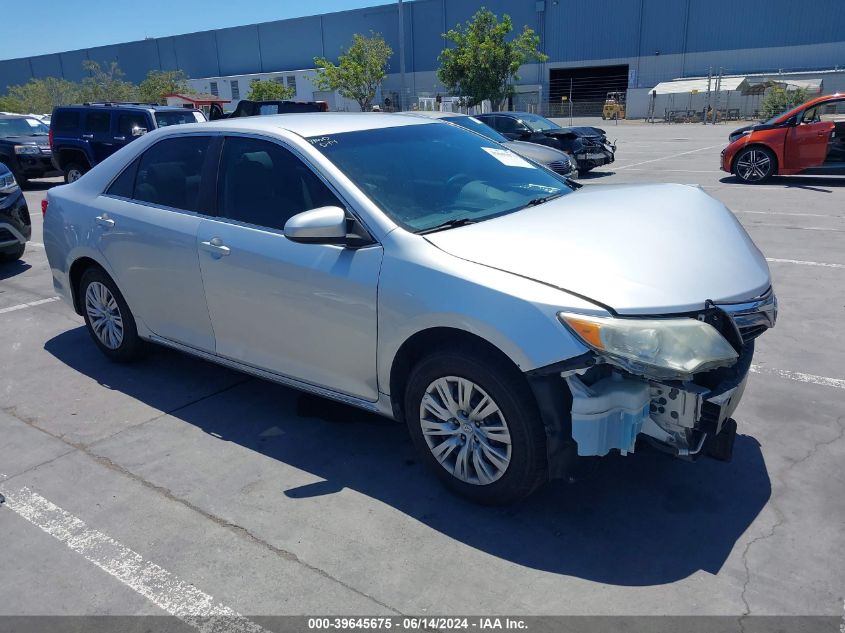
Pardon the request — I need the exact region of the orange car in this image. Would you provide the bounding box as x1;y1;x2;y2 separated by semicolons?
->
721;93;845;183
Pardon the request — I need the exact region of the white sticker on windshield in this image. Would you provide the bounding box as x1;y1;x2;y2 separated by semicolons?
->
481;146;533;168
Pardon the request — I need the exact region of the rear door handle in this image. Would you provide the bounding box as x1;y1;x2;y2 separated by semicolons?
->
200;237;231;257
95;214;115;229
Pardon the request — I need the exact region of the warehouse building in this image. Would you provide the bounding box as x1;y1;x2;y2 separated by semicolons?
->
1;0;843;118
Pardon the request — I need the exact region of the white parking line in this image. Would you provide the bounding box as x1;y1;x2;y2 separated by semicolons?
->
28;241;44;248
749;223;844;233
766;258;845;269
750;365;845;390
735;210;837;219
0;296;60;315
1;487;268;633
613;145;721;170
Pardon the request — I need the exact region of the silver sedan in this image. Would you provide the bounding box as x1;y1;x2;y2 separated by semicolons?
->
44;113;776;503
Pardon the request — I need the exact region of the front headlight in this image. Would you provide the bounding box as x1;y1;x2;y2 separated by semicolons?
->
558;312;738;376
14;144;40;155
0;172;18;193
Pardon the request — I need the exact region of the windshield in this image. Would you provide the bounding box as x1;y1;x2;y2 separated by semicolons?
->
762;105;799;125
0;117;49;137
154;110;205;127
307;123;573;233
518;113;562;133
448;116;509;143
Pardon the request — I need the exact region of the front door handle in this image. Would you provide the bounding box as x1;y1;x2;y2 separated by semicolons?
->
114;136;126;141
200;237;231;257
82;134;93;139
95;214;115;229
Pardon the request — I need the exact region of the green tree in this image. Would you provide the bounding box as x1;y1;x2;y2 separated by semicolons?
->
0;77;81;113
246;78;295;101
313;32;392;111
80;60;136;102
437;7;547;109
137;69;193;105
759;85;809;120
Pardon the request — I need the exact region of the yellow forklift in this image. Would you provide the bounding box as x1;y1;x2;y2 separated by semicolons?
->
602;91;626;120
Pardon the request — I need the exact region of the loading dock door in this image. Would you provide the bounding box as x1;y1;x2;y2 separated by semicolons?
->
549;65;629;116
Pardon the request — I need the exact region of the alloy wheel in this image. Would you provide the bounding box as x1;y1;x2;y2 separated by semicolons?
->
67;169;83;183
84;281;124;349
736;149;772;182
419;376;512;485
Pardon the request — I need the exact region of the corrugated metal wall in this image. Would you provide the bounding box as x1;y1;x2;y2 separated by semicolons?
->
1;0;843;94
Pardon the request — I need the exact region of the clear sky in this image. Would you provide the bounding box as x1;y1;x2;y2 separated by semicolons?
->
1;0;396;60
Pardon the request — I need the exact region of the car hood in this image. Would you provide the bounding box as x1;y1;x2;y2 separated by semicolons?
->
425;183;771;315
504;140;571;165
0;134;49;145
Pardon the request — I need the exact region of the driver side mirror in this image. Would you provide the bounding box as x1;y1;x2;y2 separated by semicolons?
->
131;126;148;137
284;206;373;247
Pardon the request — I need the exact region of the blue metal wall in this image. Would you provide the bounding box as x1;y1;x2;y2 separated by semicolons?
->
1;0;844;94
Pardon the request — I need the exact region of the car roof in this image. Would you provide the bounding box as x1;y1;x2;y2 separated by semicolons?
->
404;111;467;120
165;112;437;138
55;103;199;112
0;113;40;119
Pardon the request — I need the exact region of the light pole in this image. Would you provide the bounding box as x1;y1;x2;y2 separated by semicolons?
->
398;0;407;111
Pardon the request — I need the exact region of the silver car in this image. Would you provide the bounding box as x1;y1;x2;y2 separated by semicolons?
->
406;110;579;179
44;113;776;504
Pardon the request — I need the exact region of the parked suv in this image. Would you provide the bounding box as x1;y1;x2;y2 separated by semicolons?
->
50;103;206;183
0;161;31;262
0;114;54;184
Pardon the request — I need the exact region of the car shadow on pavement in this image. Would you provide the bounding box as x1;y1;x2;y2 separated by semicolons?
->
720;175;845;192
45;327;772;587
0;259;32;280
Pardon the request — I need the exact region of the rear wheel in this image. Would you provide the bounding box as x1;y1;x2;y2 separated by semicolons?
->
79;267;145;362
64;162;88;183
404;348;547;504
0;243;25;262
733;147;775;183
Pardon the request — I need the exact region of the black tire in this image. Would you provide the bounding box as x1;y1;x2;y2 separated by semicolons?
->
64;162;88;184
0;242;25;262
733;146;775;183
404;347;547;504
79;267;146;362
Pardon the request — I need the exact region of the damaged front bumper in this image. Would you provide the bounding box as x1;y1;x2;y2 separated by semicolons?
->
526;289;775;476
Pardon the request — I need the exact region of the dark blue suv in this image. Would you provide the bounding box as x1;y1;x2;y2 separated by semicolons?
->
50;103;205;183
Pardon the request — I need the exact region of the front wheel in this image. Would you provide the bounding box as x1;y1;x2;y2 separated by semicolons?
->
733;147;775;183
404;348;547;504
79;267;145;362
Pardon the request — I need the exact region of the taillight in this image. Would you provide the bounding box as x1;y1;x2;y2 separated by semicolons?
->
41;199;48;217
49;128;53;149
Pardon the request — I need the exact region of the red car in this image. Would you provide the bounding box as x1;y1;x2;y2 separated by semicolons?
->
721;93;845;183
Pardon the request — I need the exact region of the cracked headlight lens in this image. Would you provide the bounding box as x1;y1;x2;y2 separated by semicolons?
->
558;312;738;375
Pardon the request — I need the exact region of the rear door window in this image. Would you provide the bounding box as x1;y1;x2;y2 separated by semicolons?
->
216;136;341;231
133;136;213;212
85;112;112;134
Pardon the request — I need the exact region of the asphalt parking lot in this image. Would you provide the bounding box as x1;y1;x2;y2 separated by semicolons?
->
1;119;843;627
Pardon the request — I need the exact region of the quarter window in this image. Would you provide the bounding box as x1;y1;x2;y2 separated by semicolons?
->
106;157;139;198
133;136;212;212
52;110;80;132
217;136;341;231
85;112;111;134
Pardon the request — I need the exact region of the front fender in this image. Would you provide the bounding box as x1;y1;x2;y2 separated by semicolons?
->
376;231;601;396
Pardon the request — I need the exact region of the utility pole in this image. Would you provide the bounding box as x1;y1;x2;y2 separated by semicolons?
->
569;77;573;126
703;67;712;125
398;0;407;112
711;67;723;124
